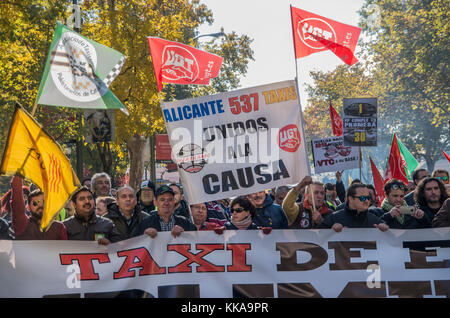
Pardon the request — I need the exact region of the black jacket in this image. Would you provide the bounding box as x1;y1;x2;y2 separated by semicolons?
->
418;204;441;228
380;210;429;229
0;217;11;240
132;213;196;237
63;212;121;242
104;203;149;241
173;200;191;220
319;204;383;229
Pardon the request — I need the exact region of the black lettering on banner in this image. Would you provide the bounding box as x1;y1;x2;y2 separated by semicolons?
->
276;242;328;271
403;240;450;269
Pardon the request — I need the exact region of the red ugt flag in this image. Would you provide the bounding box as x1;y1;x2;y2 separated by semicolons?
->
290;6;361;66
370;157;386;207
385;133;409;185
329;102;343;136
147;37;223;91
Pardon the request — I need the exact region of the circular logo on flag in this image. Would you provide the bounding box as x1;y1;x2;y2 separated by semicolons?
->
297;18;337;50
51;32;107;102
278;124;301;153
175;143;208;173
161;45;200;83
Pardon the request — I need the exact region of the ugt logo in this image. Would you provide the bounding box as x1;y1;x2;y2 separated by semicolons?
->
297;18;337;50
278;124;301;153
161;45;199;82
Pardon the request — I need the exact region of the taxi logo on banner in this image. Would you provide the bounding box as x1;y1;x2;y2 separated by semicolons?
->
278;124;301;152
297;18;337;50
176;143;208;173
161;45;200;82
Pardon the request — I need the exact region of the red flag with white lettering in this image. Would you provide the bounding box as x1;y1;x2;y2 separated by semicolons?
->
290;6;361;66
147;37;223;91
384;133;409;185
370;157;385;207
329;102;343;136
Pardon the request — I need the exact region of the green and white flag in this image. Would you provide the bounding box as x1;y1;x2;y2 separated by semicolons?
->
37;22;128;114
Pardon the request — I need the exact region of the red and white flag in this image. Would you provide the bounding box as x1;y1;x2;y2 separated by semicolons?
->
370;157;386;207
329;102;343;136
290;6;361;66
147;37;223;91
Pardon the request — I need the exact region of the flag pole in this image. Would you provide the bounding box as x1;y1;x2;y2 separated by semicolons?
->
359;146;362;180
291;5;311;176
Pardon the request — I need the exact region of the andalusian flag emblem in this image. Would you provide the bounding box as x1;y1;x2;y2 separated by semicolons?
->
37;22;128;113
0;105;81;231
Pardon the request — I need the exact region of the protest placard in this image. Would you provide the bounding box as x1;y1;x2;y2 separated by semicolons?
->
161;80;310;203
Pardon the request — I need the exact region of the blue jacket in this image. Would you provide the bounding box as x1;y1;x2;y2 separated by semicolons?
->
253;195;288;229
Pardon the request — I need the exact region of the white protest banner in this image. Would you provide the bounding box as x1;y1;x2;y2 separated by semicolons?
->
312;136;359;173
1;228;449;298
161;80;310;204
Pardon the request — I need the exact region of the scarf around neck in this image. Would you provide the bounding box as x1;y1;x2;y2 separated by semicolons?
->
231;214;253;230
381;198;408;224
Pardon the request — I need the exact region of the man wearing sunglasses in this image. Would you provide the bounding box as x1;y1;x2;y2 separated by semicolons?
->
10;176;67;240
432;169;449;184
319;183;389;232
376;179;427;229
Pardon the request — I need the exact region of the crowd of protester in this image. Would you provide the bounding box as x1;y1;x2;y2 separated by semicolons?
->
0;168;449;244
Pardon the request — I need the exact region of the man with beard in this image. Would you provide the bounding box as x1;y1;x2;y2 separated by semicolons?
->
10;176;67;240
414;177;450;227
169;183;191;220
247;190;288;229
63;187;120;245
91;172;112;198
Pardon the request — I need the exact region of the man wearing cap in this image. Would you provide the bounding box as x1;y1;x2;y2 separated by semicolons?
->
132;185;196;238
137;180;156;214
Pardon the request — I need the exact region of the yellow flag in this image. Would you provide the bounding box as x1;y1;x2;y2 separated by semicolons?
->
0;106;80;230
348;174;353;186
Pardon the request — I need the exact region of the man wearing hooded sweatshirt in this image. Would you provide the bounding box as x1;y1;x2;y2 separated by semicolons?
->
136;180;156;214
374;179;427;229
247;190;288;229
282;176;332;229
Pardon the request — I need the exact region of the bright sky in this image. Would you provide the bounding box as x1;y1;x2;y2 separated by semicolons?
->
198;0;366;108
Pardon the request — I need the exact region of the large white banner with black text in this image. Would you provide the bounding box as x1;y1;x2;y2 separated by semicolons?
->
161;80;310;204
1;228;449;298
